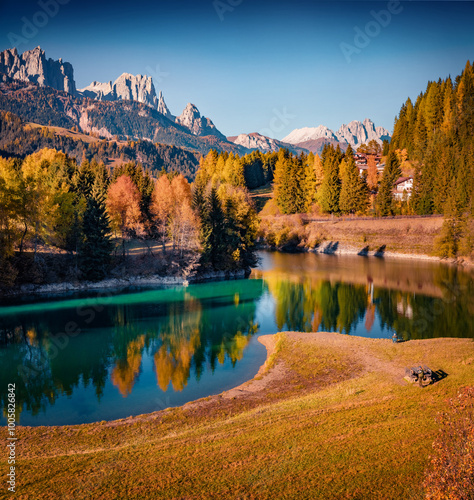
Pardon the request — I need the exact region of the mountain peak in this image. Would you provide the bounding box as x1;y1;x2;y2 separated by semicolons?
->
176;103;225;139
157;91;174;121
229;132;306;155
281;125;337;144
335;119;386;147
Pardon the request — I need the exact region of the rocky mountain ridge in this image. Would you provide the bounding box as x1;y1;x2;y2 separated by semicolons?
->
0;80;245;156
176;103;226;140
0;46;224;141
0;46;392;158
282;118;391;153
79;73;159;110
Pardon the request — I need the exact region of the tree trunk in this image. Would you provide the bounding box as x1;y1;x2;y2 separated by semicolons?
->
34;221;38;261
19;222;28;254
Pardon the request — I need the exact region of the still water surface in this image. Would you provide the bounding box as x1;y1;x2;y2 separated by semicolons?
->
1;251;472;425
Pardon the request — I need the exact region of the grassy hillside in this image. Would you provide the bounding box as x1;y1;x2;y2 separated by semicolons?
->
3;332;473;499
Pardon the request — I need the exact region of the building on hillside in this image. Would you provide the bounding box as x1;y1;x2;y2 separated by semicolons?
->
358;165;368;176
393;176;413;199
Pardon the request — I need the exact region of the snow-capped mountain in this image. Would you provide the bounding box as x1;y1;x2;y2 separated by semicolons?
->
227;132;306;155
282;119;391;153
281;125;338;145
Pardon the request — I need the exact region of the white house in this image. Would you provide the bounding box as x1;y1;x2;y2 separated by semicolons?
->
393;176;413;199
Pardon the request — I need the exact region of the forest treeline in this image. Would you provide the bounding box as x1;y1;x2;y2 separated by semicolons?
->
203;142;409;216
389;60;474;257
0;148;258;290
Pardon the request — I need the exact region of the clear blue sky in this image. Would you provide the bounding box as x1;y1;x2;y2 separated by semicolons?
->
1;1;473;139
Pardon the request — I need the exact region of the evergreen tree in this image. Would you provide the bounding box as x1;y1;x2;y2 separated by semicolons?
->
303;152;317;212
285;154;306;214
377;151;401;216
199;186;227;269
79;195;113;281
74;159;95;198
320;145;342;214
340;145;367;214
273;149;292;214
435;186;464;258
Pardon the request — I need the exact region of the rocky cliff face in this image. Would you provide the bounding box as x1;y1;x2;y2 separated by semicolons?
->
79;73;158;109
79;80;115;101
0;46;76;94
176;103;226;139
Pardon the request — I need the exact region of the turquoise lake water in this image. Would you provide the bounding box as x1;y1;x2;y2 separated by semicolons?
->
0;251;472;426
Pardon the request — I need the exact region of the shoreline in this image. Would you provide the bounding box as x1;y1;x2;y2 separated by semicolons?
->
259;242;473;267
2;268;248;298
13;332;470;430
3;246;472;299
11;333;278;430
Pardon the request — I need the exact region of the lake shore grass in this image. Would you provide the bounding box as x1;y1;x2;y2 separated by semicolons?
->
258;213;473;267
3;332;474;499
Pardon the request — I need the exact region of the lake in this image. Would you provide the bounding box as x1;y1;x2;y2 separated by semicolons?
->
1;251;472;426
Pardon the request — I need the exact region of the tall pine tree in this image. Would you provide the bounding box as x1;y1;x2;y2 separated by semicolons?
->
320;145;342;214
340;145;367;214
79;194;113;281
377;151;401;216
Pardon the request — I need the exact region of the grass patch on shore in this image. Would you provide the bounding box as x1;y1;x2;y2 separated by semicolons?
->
3;333;474;499
259;214;445;256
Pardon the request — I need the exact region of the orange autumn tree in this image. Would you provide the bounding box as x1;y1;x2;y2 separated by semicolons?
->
151;173;199;256
106;175;142;255
169;175;198;255
367;155;378;192
151;174;174;253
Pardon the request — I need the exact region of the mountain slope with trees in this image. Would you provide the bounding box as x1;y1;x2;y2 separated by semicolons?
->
0;81;246;156
0;110;200;179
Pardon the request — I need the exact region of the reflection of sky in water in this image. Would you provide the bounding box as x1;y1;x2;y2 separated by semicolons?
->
0;251;472;426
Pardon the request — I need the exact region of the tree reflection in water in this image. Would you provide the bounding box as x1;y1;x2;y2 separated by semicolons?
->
0;280;263;422
256;252;473;341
